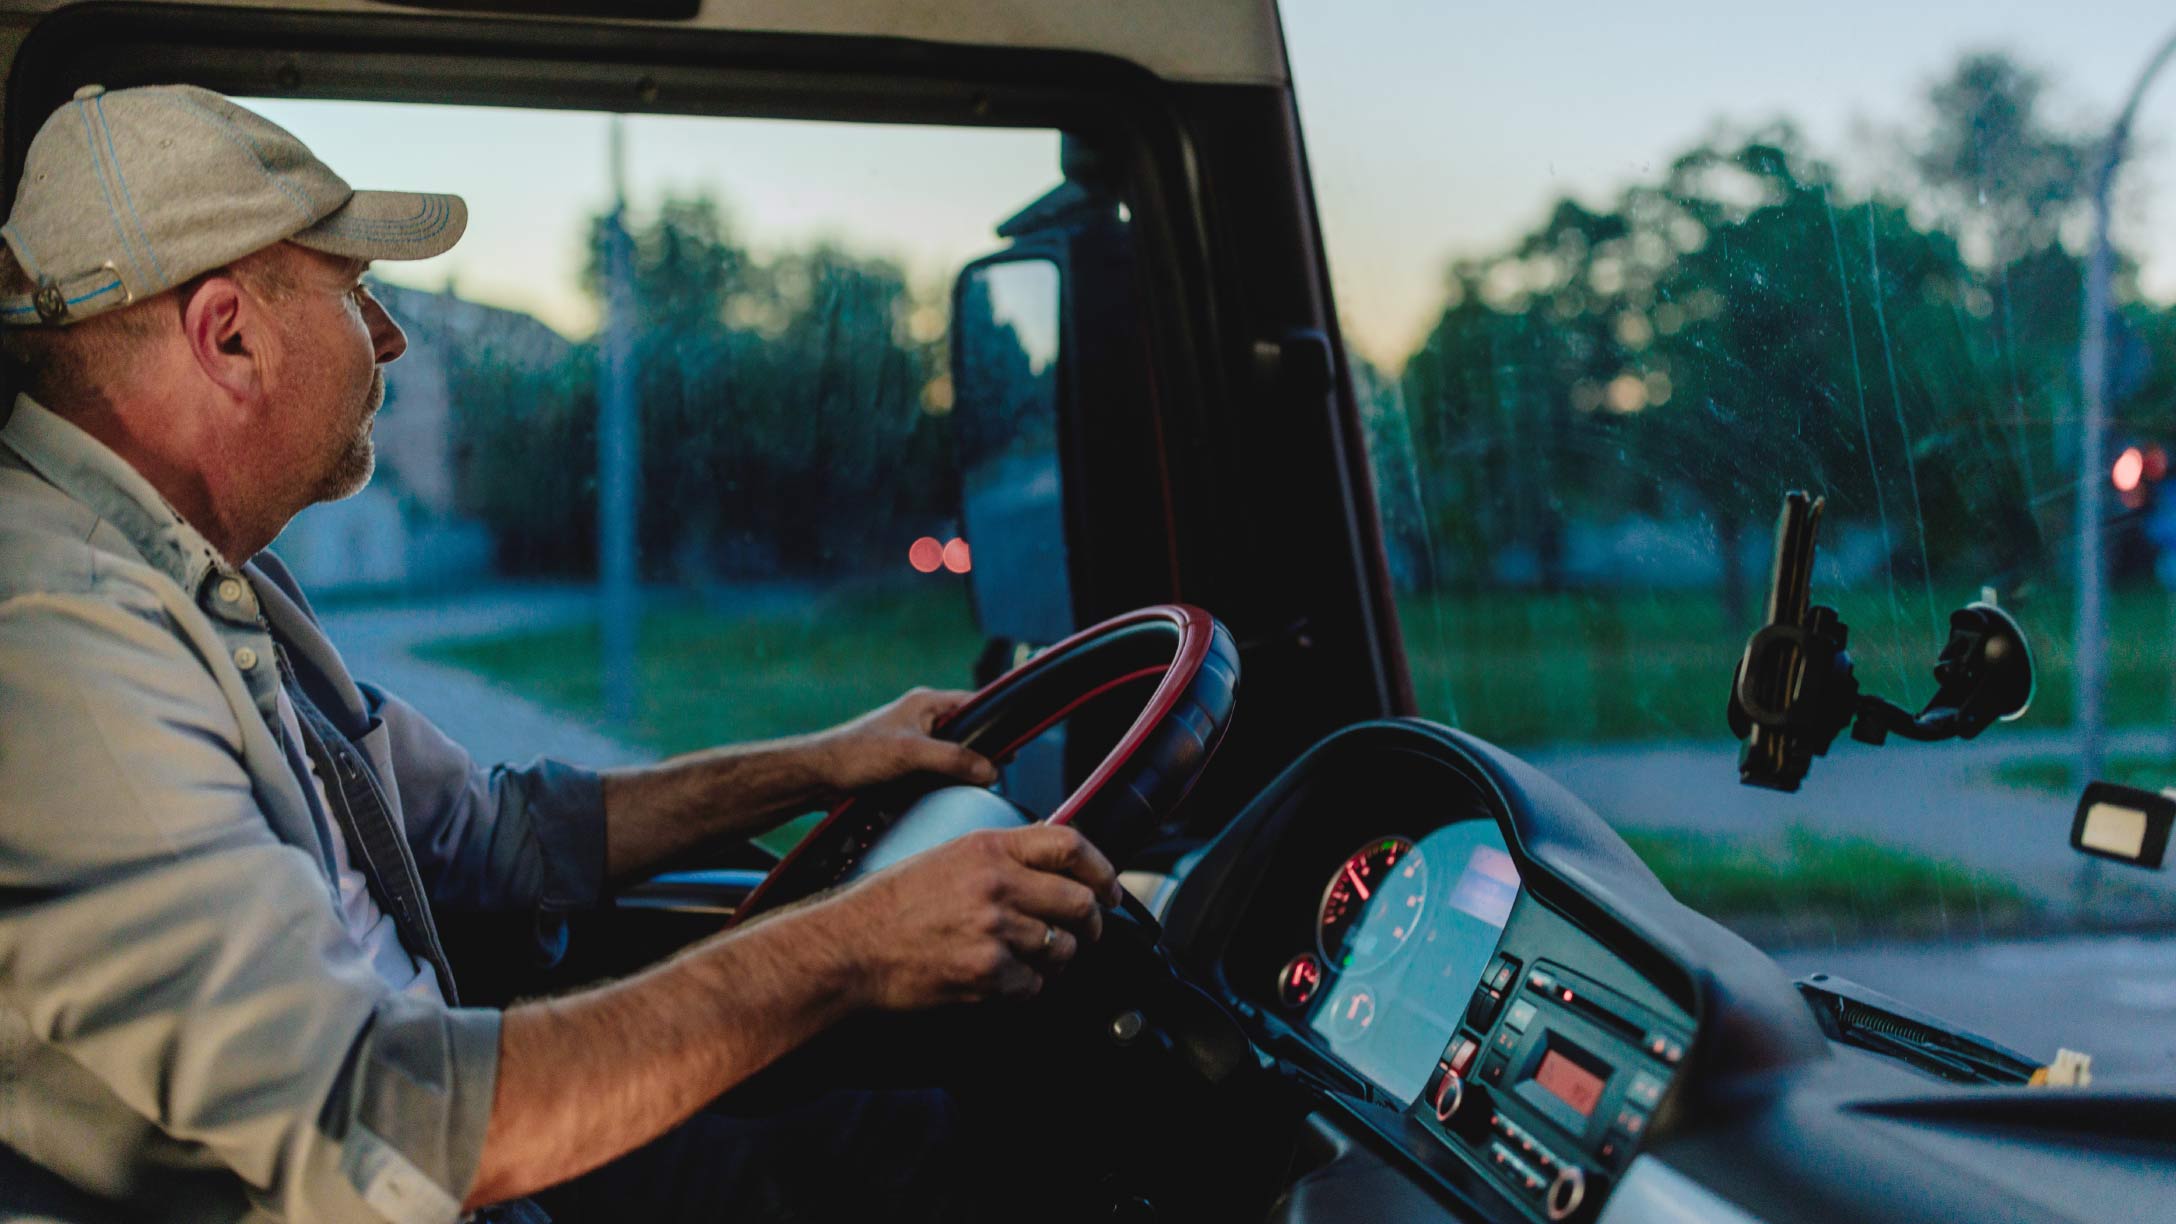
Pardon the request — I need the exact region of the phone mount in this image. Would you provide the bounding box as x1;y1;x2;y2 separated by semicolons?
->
1727;492;2035;791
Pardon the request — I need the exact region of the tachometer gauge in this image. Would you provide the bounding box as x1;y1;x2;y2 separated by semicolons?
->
1317;836;1427;974
1277;953;1325;1009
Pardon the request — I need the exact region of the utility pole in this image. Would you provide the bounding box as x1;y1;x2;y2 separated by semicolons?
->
599;116;641;724
2074;27;2176;913
2077;27;2176;783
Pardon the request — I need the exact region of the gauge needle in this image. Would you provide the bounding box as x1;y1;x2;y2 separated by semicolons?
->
1345;863;1371;900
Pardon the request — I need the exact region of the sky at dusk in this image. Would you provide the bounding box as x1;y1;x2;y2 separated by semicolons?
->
252;1;2176;372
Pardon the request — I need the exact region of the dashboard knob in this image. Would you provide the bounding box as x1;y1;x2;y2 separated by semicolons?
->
1432;1068;1464;1123
1545;1165;1585;1221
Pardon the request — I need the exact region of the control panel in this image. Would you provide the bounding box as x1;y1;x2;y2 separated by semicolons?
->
1421;957;1690;1221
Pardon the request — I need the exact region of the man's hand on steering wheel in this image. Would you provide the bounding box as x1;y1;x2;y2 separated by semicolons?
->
821;824;1122;1008
811;687;1000;796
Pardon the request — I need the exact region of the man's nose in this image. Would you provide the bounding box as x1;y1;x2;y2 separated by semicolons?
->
365;294;408;365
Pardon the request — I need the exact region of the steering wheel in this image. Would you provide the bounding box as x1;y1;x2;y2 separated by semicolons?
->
732;604;1239;924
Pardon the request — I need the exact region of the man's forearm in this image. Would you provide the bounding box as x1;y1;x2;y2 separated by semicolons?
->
463;898;861;1210
601;737;832;884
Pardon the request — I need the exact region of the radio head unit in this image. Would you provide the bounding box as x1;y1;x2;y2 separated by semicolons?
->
1423;960;1690;1221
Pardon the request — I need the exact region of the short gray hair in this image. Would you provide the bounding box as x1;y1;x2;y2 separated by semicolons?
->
0;245;296;408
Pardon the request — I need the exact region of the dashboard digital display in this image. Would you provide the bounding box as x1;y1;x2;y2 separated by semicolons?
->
1534;1049;1605;1117
1303;819;1520;1100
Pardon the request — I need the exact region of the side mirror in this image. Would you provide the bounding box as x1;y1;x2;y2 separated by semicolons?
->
951;253;1075;657
2071;782;2174;870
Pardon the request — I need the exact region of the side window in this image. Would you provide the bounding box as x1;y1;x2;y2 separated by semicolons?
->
259;101;1087;833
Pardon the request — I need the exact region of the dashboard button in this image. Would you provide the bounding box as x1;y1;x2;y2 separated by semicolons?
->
1488;1143;1545;1194
1645;1030;1686;1064
1613;1105;1649;1138
1466;984;1505;1029
1491;1026;1521;1057
1526;968;1556;995
1445;1035;1480;1076
1545;1165;1587;1221
1432;1069;1464;1123
1488;955;1520;993
1504;998;1538;1032
1626;1070;1665;1108
1480;1052;1509;1084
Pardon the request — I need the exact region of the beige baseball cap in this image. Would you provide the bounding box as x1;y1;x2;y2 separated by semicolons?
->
1;83;466;327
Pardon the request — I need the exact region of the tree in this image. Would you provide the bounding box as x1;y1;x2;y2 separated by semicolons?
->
1911;52;2091;267
448;189;958;581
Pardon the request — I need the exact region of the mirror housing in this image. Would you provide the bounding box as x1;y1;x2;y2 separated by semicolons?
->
2071;782;2174;870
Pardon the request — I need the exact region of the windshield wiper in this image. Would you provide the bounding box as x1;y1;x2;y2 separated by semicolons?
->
1796;973;2040;1085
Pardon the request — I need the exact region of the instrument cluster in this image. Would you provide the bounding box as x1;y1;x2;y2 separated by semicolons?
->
1269;821;1522;1099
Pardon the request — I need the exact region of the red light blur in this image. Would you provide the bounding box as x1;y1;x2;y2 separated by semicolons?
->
942;538;972;574
2148;446;2170;482
908;536;943;573
2114;446;2145;493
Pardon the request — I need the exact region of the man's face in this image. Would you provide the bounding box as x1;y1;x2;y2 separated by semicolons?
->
262;246;408;503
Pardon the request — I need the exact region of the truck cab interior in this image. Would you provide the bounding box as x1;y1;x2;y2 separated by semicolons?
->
4;2;2173;1221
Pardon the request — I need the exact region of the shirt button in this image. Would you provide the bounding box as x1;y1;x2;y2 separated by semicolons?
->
216;579;243;604
233;646;259;671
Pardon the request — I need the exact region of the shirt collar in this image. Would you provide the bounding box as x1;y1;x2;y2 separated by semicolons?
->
0;393;244;606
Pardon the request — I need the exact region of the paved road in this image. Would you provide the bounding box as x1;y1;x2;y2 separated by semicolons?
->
1528;730;2176;916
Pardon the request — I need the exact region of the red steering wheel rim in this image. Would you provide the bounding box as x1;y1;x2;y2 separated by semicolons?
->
731;603;1235;924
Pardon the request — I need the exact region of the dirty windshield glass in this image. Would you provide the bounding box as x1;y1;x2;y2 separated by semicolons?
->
1287;4;2176;1081
248;100;1077;849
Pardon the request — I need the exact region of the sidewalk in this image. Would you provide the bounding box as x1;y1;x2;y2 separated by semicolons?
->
318;584;655;770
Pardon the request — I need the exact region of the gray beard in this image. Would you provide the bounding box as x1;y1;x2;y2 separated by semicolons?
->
317;372;383;502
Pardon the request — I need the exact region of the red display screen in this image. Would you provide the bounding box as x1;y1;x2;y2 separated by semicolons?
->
1533;1050;1606;1117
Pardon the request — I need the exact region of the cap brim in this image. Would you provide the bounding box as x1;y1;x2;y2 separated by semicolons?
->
290;190;466;261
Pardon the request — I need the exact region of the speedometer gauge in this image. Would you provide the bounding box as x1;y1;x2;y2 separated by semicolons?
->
1317;836;1427;974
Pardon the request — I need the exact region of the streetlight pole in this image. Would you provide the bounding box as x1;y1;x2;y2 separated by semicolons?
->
599;116;641;724
2076;26;2176;792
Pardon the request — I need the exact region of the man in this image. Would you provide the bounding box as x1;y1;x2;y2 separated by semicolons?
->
0;84;1117;1221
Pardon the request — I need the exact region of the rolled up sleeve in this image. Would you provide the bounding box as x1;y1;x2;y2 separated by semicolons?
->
362;682;607;916
0;591;498;1223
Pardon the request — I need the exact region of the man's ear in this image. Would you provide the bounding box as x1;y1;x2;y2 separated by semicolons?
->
179;273;272;404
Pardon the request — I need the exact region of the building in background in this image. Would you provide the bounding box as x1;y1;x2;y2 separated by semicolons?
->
274;282;571;595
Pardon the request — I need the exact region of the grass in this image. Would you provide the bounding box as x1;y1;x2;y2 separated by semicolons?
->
1397;584;2176;747
1993;752;2176;796
413;582;985;757
1619;826;2038;943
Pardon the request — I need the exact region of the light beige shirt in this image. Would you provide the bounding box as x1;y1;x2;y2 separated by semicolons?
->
0;396;604;1222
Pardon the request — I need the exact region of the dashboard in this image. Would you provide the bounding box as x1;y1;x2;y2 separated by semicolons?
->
1146;717;2176;1224
1163;721;1700;1224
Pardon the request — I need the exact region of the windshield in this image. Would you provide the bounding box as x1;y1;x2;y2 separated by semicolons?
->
1287;3;2176;1084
